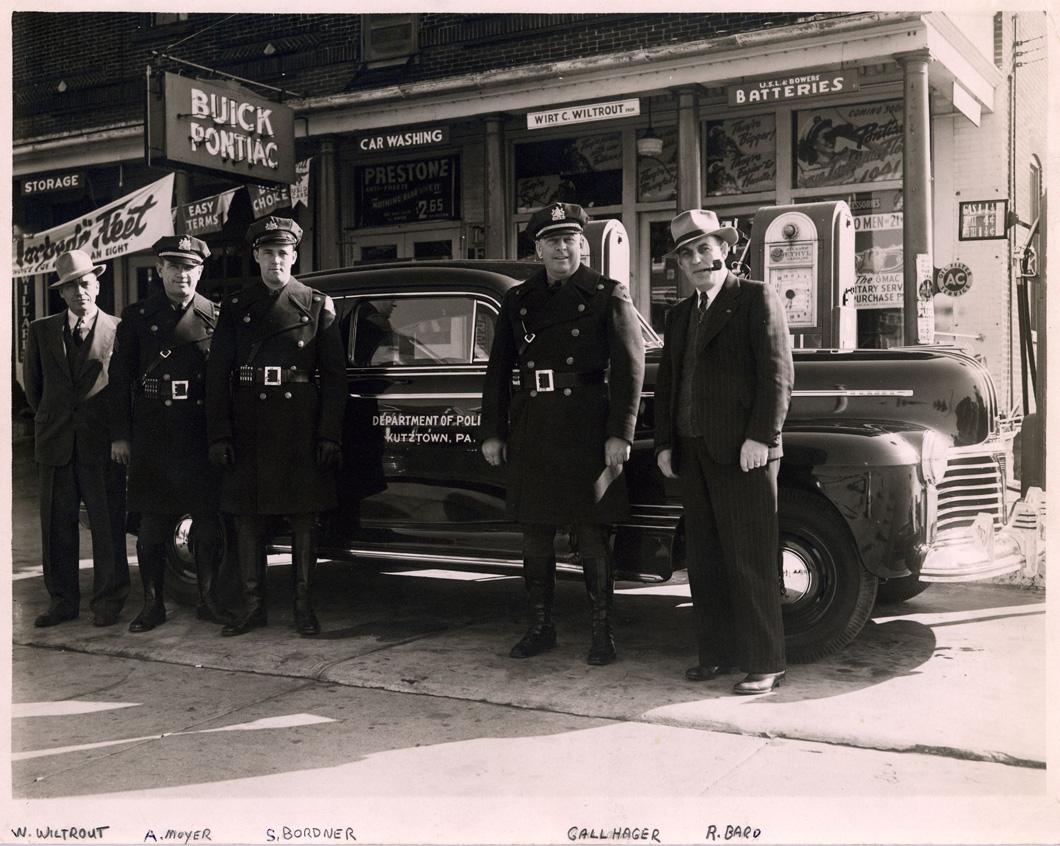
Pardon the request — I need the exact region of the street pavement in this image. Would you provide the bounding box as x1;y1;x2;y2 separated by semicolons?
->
6;437;1057;844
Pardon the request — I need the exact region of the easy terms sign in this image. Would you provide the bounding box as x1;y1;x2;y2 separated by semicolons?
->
147;72;296;185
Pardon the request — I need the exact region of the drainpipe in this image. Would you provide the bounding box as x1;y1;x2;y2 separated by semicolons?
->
484;115;507;259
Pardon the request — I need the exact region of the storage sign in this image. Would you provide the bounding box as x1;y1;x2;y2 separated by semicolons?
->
21;171;85;196
147;72;296;185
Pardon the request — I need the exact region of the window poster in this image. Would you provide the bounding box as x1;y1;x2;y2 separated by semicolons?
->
795;100;903;189
704;114;777;196
847;189;904;309
515;132;623;212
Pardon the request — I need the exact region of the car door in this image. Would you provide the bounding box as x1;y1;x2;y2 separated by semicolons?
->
328;290;523;563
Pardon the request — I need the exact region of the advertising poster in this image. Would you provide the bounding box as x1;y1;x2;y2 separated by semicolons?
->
175;189;239;237
795;100;903;189
847;189;905;309
704;114;777;196
12;174;175;278
356;155;460;227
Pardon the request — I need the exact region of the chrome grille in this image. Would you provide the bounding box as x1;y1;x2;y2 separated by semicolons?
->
936;448;1006;532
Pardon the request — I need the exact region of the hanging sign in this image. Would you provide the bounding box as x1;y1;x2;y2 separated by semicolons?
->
959;200;1008;240
355;155;460;227
937;262;973;296
176;188;239;237
146;71;296;185
12;174;175;279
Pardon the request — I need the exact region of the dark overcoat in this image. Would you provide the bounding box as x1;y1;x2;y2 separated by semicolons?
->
108;291;220;514
205;278;347;516
480;264;645;524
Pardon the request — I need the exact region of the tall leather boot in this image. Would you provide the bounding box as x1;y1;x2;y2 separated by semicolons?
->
292;530;320;636
221;527;268;637
583;555;616;665
193;535;235;625
128;541;167;633
509;555;556;658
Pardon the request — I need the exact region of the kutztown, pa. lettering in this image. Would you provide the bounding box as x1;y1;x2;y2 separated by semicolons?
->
188;88;279;169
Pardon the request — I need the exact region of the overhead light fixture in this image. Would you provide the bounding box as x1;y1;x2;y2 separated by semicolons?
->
56;80;67;93
636;96;664;158
263;43;276;56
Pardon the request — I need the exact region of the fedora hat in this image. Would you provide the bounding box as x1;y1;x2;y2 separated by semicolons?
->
665;209;739;257
51;250;106;288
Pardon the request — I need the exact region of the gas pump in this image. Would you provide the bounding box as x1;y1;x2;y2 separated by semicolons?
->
581;219;631;287
749;201;857;348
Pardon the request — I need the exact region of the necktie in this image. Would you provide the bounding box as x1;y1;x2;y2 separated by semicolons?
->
696;293;709;323
72;317;84;346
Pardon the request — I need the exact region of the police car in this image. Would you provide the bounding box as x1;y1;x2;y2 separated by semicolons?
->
166;260;1025;663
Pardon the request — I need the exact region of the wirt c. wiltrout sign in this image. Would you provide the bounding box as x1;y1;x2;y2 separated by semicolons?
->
146;71;296;185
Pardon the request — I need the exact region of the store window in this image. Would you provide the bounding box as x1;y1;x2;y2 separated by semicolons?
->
353;155;460;228
514;132;623;214
794;100;903;189
705;114;777;196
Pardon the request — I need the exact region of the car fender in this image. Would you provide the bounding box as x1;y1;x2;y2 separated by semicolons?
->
780;425;927;580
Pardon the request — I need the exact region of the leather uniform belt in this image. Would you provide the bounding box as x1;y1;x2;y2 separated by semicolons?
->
238;366;314;385
141;378;195;400
516;369;605;393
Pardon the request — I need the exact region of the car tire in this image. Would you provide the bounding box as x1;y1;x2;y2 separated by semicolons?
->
779;488;878;664
875;575;930;605
164;514;200;607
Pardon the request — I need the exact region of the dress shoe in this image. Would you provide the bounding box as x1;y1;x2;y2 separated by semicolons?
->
128;603;166;633
733;671;786;695
294;608;320;637
92;611;121;627
34;609;78;628
685;664;740;682
221;610;268;637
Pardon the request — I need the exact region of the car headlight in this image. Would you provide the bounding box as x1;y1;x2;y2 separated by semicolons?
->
921;430;952;485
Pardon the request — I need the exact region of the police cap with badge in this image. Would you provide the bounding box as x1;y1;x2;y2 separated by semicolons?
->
526;202;590;240
153;235;211;266
246;216;303;248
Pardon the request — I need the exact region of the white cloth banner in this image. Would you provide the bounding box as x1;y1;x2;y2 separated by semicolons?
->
12;173;175;279
290;158;312;208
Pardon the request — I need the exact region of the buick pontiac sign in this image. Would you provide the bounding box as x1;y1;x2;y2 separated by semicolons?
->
147;72;296;185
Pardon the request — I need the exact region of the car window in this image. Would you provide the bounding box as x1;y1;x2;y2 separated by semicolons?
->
348;296;494;366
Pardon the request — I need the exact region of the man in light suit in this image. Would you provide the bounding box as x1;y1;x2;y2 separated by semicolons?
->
654;209;794;694
23;250;130;627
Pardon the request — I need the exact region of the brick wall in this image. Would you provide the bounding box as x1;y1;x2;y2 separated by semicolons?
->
14;12;828;140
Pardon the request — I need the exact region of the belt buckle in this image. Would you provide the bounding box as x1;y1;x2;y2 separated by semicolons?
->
171;380;189;400
534;369;555;392
264;366;282;386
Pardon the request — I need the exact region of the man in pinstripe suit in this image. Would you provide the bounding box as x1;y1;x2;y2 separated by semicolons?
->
654;209;794;694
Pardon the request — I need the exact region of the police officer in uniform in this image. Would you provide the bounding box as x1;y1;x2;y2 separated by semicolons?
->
205;216;346;637
109;235;230;632
480;202;645;665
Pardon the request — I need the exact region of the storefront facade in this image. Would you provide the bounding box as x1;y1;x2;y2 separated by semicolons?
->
12;11;1048;411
